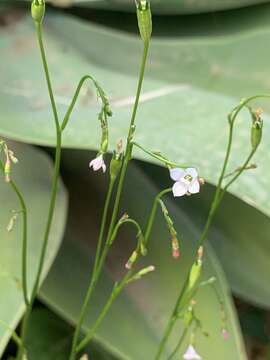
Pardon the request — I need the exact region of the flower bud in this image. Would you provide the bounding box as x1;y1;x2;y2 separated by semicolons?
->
251;118;263;149
7;212;18;232
188;260;202;291
188;247;204;290
127;265;155;283
249;108;263;150
125;250;138;269
4;157;11;183
136;0;152;43
171;236;180;259
31;0;45;23
110;151;122;180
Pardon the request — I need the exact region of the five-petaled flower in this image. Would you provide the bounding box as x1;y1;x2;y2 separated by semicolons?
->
183;345;202;360
170;167;200;197
89;154;106;173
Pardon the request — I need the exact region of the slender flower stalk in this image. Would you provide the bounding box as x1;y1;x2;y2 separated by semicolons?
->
69;5;152;358
155;95;267;359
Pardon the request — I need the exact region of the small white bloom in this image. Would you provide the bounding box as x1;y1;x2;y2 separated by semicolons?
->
89;154;106;173
170;167;200;197
183;345;202;360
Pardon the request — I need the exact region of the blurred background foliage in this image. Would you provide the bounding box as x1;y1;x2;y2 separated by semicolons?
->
1;0;270;359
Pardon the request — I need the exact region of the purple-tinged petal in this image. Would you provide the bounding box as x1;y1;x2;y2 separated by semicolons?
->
170;168;186;181
101;162;106;173
188;179;200;194
185;167;198;178
172;181;188;197
89;155;106;172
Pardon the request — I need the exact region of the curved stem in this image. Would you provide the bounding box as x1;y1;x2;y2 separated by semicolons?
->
144;188;172;244
167;326;189;360
61;75;107;131
132;142;190;168
109;217;144;247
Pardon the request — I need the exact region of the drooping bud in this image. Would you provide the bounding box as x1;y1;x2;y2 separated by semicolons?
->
127;265;155;283
31;0;45;23
135;0;152;43
250;108;263;150
8;151;18;164
159;199;181;259
171;236;180;259
125;250;138;269
222;328;229;340
4;157;11;183
7;212;18;232
198;177;205;186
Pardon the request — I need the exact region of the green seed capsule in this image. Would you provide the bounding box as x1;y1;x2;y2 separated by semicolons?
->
188;259;202;291
110;151;122;180
251;119;263;149
136;0;152;43
31;0;45;23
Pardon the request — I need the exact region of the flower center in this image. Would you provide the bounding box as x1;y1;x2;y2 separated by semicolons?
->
184;174;193;182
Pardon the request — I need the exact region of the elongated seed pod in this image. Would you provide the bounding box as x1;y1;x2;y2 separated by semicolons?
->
136;0;152;43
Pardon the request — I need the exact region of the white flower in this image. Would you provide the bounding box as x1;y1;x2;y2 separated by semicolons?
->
89;154;106;173
183;345;202;360
170;167;200;197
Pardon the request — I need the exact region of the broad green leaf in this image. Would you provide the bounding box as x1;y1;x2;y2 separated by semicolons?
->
13;0;270;14
2;11;270;306
25;307;117;359
39;156;246;359
0;142;68;356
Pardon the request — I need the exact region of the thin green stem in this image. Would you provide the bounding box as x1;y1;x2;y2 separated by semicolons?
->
155;277;189;360
16;21;61;360
11;181;29;307
35;22;60;130
155;122;235;359
132;142;189;168
167;326;189;360
156;94;265;358
69;40;150;360
144;188;172;244
61;75;103;131
69;178;115;358
94;179;115;273
0;320;22;347
109;217;144;246
76;188;171;353
76;271;132;352
0;159;29;307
